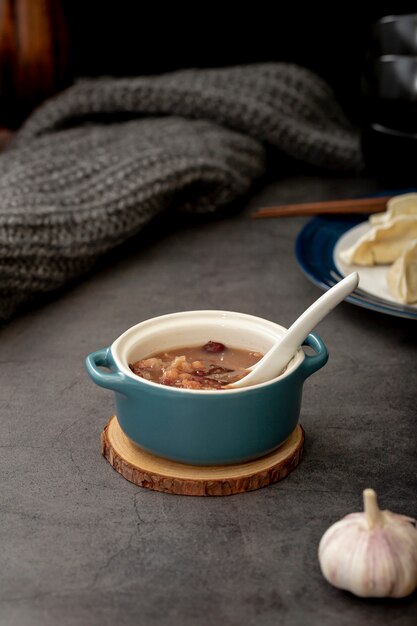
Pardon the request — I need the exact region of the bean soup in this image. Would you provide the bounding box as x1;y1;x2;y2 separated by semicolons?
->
129;341;263;390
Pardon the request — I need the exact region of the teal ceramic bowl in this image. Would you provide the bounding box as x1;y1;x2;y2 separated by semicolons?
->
85;310;328;465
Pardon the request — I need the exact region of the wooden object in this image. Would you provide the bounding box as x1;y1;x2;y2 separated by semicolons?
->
101;415;304;496
0;0;71;127
0;128;13;151
251;195;391;219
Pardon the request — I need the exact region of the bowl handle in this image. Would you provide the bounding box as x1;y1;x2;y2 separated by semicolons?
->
300;333;328;379
85;347;127;392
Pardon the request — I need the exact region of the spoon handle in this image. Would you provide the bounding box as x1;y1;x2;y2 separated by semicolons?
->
229;272;359;388
276;272;359;355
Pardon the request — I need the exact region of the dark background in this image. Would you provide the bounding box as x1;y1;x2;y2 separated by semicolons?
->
2;2;417;180
61;3;417;123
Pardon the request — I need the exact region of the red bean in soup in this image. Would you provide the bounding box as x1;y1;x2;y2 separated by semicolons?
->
129;341;263;390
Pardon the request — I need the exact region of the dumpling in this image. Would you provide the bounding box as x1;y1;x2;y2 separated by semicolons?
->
340;216;417;266
387;239;417;304
370;193;417;225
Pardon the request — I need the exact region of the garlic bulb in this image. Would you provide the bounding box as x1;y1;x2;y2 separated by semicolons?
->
318;489;417;598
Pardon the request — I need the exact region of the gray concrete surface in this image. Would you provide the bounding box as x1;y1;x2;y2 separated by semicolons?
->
0;175;416;626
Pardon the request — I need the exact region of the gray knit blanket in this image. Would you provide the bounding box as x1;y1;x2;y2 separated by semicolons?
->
0;63;362;321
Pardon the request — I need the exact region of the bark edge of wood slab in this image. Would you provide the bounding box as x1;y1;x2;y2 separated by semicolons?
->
101;415;304;496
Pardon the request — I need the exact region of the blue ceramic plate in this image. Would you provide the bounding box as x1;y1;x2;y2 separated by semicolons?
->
295;215;417;320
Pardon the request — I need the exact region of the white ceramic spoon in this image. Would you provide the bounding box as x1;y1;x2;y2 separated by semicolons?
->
229;272;359;388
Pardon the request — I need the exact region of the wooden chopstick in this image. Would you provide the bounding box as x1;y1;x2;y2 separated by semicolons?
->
251;195;391;218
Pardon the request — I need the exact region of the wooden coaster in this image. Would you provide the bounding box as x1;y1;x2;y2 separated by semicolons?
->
101;416;304;496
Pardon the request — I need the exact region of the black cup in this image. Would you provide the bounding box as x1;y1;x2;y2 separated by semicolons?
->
362;15;417;184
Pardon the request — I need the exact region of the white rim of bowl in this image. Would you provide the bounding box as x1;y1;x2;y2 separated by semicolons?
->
111;310;306;395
